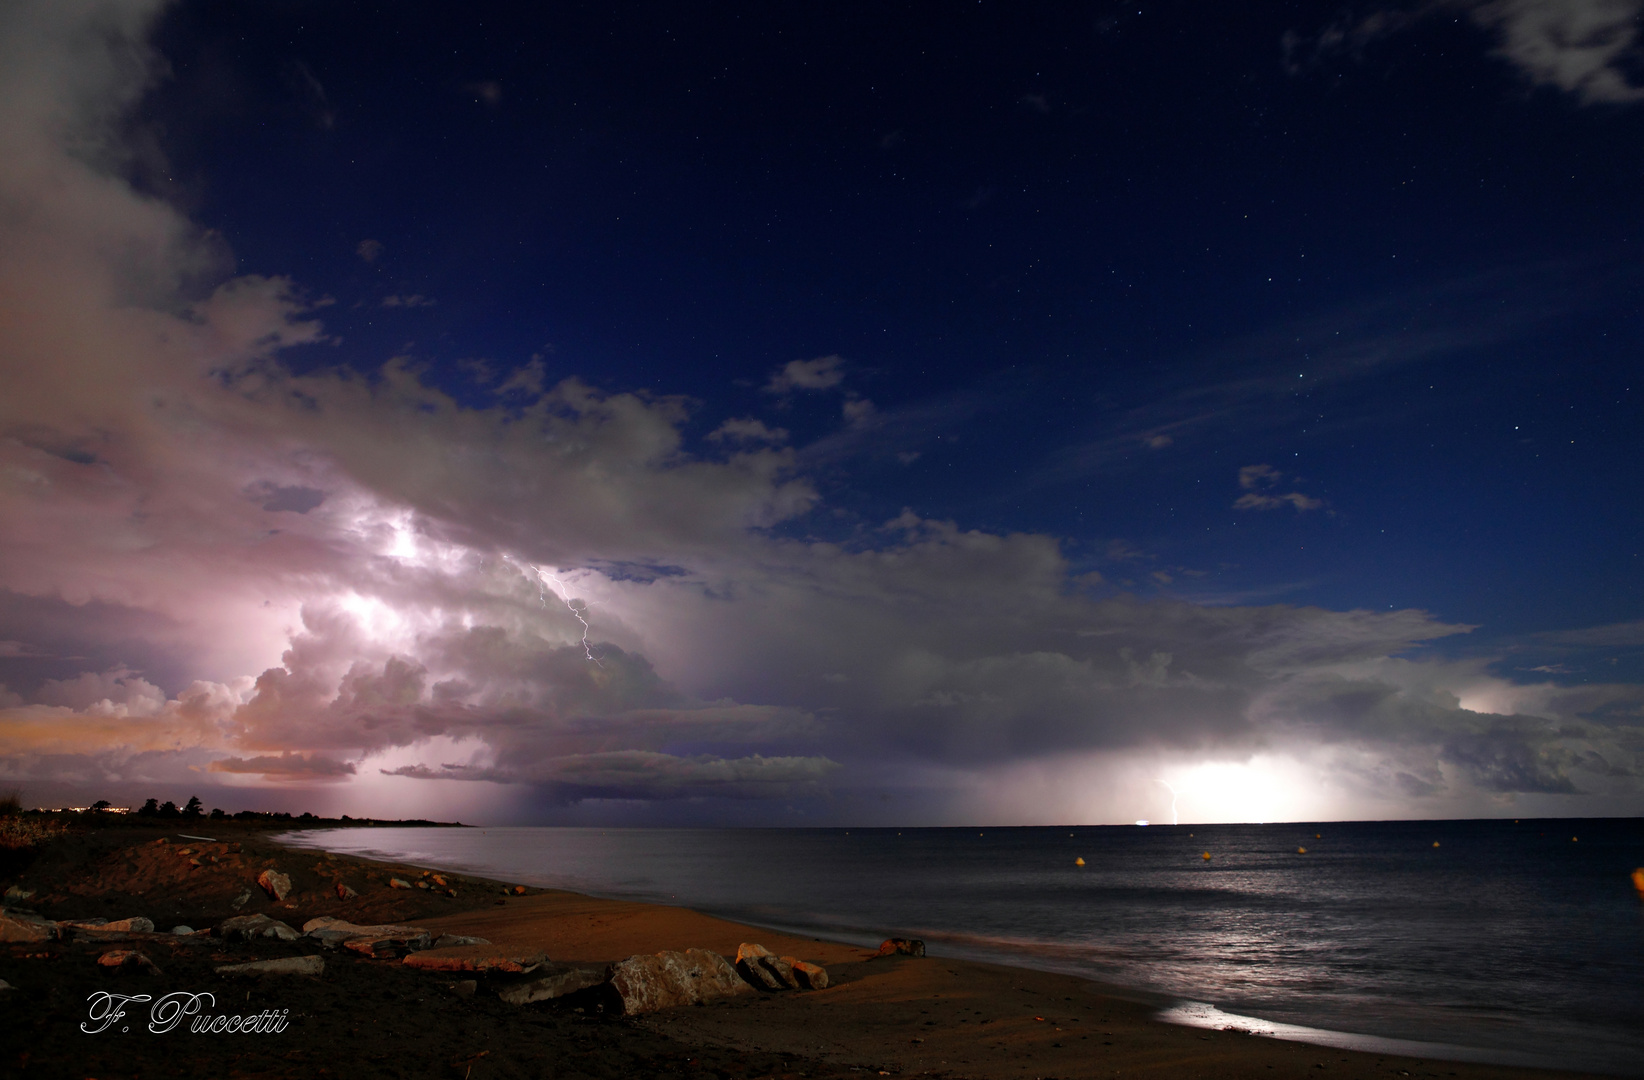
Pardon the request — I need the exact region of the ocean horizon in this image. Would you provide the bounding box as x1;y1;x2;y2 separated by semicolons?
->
282;818;1644;1077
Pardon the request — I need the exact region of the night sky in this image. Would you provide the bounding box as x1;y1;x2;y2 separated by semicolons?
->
1;0;1641;824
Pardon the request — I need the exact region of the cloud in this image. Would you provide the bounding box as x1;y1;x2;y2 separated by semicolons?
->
1286;0;1644;105
1471;0;1644;103
706;417;789;444
1232;465;1325;512
356;239;383;263
210;751;357;781
765;354;846;393
384;750;837;801
842;397;877;427
381;294;434;308
244;481;326;514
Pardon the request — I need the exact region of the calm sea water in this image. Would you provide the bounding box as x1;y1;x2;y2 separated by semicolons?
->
281;819;1644;1076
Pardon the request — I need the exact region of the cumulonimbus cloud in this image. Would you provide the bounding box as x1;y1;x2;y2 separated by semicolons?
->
0;1;1639;821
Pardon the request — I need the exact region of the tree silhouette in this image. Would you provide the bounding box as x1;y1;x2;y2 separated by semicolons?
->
138;798;159;817
182;796;203;817
157;800;179;818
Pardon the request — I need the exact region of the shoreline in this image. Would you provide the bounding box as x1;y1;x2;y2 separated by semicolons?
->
0;822;1616;1079
276;828;1617;1080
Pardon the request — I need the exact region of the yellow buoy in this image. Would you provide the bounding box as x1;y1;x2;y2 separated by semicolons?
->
1572;837;1578;843
1433;841;1441;848
1315;833;1321;839
1202;851;1211;861
1075;857;1086;867
1297;847;1307;854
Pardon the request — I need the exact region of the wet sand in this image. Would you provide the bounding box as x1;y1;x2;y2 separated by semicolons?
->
0;822;1610;1079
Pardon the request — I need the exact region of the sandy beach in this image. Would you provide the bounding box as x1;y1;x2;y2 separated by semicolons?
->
0;822;1610;1080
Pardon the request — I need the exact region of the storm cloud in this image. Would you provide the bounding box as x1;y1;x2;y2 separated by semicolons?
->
0;1;1639;823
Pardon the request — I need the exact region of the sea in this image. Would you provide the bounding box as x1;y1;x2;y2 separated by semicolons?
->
279;818;1644;1076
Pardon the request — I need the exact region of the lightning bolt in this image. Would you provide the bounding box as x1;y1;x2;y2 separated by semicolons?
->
540;567;602;665
505;556;603;665
1152;779;1180;826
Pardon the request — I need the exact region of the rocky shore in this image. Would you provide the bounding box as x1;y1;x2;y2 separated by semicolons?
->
0;823;1606;1080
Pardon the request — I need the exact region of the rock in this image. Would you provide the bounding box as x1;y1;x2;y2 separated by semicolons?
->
0;909;57;943
876;937;926;958
403;948;545;973
256;869;292;902
0;978;13;991
172;926;195;935
344;930;433;958
81;917;154;934
230;889;253;910
218;914;301;942
215;955;324;977
415;880;429;890
432;934;491;948
431;874;448;887
301;916;350;933
513;885;527;895
735;942;799;991
97;949;161;974
448;979;477;998
335;882;358;900
785;958;829;990
302;917;432;953
608;949;753;1015
3;886;34;902
389;877;412;890
498;965;609;1005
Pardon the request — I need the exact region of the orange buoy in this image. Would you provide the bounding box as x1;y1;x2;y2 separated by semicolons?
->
1432;841;1440;848
1202;851;1211;861
1632;868;1644;898
1075;857;1086;867
1297;847;1307;854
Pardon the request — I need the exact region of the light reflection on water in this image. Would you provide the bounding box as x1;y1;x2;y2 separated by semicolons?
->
282;819;1644;1076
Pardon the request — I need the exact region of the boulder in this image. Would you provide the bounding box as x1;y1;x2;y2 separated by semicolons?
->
609;949;753;1015
3;886;34;902
215;955;324;977
785;958;830;990
498;965;610;1005
256;869;292;902
389;878;412;890
403;948;545;973
97;949;161;974
335;882;358;900
448;979;477;999
172;926;195;935
735;942;799;991
61;916;154;934
218;914;301;942
0;909;57;943
876;937;926;958
301;917;432;953
230;889;253;910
